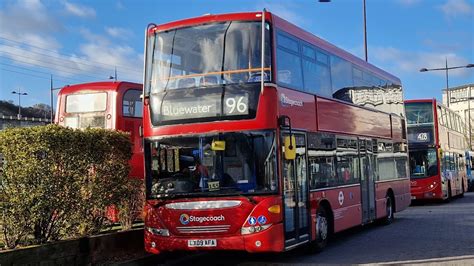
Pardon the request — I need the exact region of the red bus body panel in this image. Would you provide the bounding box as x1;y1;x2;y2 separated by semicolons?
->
316;97;392;139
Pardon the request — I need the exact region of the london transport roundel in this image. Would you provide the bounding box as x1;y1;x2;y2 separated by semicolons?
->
338;191;344;206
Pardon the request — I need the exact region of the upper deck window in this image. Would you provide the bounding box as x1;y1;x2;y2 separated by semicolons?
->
122;89;142;118
405;102;434;125
147;21;271;93
66;92;107;113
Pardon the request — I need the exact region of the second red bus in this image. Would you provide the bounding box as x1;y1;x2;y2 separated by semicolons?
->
405;99;468;200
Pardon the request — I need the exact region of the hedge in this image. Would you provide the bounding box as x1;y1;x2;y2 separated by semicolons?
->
0;124;140;249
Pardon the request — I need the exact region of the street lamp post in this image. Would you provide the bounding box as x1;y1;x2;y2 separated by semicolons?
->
319;0;368;62
419;60;474;107
50;75;63;123
11;88;28;119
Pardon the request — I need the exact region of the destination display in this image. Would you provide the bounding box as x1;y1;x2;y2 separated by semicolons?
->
150;85;258;125
407;126;434;144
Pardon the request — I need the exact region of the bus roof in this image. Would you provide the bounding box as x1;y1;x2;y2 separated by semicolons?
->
149;11;401;86
58;81;142;95
271;14;401;85
404;99;436;104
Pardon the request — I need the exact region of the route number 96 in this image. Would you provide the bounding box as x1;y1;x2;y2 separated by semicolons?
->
225;96;248;114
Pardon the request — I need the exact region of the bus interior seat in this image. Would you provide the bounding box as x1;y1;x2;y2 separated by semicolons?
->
178;78;196;88
199;76;218;86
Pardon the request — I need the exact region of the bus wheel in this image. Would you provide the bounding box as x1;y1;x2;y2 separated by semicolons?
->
381;195;394;225
309;207;330;252
446;184;452;202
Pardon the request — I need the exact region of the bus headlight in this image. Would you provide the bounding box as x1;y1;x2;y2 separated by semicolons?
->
241;224;271;235
146;227;170;237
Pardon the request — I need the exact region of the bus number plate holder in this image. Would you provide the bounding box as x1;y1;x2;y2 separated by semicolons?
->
188;239;217;247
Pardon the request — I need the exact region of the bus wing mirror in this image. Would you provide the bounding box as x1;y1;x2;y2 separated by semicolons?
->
211;140;226;151
284;136;296;160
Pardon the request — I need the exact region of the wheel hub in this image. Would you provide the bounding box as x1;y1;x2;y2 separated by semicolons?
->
317;215;328;240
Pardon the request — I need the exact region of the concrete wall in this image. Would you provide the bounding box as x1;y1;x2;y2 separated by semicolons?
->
0;229;145;266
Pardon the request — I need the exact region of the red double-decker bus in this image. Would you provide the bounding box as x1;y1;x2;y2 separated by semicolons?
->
405;99;468;200
142;11;411;254
55;81;144;180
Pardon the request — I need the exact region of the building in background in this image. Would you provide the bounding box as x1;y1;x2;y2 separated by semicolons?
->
442;84;474;150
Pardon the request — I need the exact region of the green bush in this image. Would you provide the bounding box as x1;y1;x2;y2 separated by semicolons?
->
0;124;132;249
117;178;144;230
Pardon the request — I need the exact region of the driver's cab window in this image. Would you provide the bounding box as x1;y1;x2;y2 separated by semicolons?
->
122;89;142;117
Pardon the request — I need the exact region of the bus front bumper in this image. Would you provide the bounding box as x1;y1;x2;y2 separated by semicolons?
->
144;223;284;254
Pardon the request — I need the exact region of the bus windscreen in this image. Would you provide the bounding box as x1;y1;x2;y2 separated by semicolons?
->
146;21;271;94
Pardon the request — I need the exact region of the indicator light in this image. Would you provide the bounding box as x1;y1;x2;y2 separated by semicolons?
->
268;205;281;214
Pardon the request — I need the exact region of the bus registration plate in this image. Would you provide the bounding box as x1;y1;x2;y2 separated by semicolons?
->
188;239;217;247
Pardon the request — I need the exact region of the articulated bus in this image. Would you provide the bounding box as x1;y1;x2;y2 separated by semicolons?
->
405;99;468;200
55;81;144;179
142;11;411;254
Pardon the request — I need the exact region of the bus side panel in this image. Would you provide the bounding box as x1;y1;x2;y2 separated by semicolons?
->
310;185;362;234
375;179;410;217
277;88;317;132
316;97;391;139
117;84;145;179
391;115;403;141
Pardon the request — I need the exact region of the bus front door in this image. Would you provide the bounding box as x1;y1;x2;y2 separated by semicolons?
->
360;139;376;223
282;133;310;249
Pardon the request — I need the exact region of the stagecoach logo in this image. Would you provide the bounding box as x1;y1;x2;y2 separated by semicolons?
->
179;213;225;225
179;214;190;225
338;191;344;206
280;93;304;107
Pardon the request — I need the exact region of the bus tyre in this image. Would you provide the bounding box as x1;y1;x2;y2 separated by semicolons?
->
446;184;452;202
381;196;394;225
309;207;330;252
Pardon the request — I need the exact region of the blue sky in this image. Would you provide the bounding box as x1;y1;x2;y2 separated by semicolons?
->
0;0;473;108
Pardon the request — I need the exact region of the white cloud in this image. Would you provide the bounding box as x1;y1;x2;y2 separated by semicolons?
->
63;1;96;18
79;28;110;44
0;1;141;83
105;27;133;39
0;0;62;58
0;0;63;38
371;46;472;78
79;42;142;82
78;28;142;81
438;0;473;18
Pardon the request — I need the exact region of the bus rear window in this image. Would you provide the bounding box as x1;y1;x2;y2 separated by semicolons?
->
66;92;107;113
